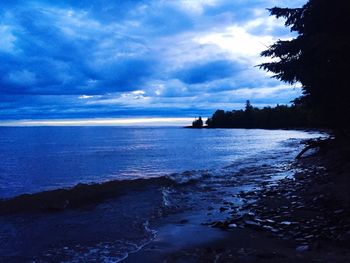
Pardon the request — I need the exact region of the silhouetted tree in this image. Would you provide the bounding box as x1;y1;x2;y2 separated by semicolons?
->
192;117;203;128
245;100;253;113
259;0;350;132
205;102;313;129
244;100;254;128
206;110;226;127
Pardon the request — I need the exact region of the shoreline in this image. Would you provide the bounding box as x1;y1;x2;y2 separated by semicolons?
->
185;126;330;132
126;138;350;262
1;130;344;262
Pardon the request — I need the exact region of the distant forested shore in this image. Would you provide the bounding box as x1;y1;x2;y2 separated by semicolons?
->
190;100;325;129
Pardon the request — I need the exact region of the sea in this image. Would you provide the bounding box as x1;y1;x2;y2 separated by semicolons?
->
0;127;325;262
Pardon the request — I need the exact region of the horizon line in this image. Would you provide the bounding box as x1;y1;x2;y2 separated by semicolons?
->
0;117;202;127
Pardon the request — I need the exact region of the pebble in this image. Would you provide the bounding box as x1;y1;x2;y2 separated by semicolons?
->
244;220;260;227
209;160;350;252
280;221;293;225
296;245;309;253
262;225;279;233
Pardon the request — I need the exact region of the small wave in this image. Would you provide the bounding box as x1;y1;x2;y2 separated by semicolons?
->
34;221;157;263
167;170;211;185
0;169;217;215
161;187;174;208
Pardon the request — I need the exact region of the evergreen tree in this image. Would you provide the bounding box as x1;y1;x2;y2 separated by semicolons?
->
245;100;253;113
204;102;312;129
192;117;203;128
259;0;350;131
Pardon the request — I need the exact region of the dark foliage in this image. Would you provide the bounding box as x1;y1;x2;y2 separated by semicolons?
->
259;0;350;130
204;101;320;129
192;117;204;128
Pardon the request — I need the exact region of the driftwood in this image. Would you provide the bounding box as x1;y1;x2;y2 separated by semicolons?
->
296;138;329;159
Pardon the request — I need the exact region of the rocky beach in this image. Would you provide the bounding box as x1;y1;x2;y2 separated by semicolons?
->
144;137;350;262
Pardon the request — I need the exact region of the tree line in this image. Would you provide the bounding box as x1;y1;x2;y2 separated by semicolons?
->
192;100;324;129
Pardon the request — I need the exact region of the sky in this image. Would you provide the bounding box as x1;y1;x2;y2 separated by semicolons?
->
0;0;308;121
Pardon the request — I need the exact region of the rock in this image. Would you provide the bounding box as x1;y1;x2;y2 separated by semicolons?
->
296;245;309;253
280;221;294;226
237;248;247;255
338;230;350;243
244;220;260;228
228;223;237;228
262;225;279;233
211;221;226;229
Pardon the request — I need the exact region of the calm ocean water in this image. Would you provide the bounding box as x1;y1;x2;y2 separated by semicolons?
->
0;127;325;262
0;127;322;198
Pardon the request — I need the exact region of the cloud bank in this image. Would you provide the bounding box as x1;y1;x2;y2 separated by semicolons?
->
0;0;307;120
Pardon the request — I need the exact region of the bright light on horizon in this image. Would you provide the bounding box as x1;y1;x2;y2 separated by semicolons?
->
0;118;197;127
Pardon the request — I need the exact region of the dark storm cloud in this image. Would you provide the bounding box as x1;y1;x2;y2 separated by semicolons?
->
175;60;242;84
0;0;307;120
